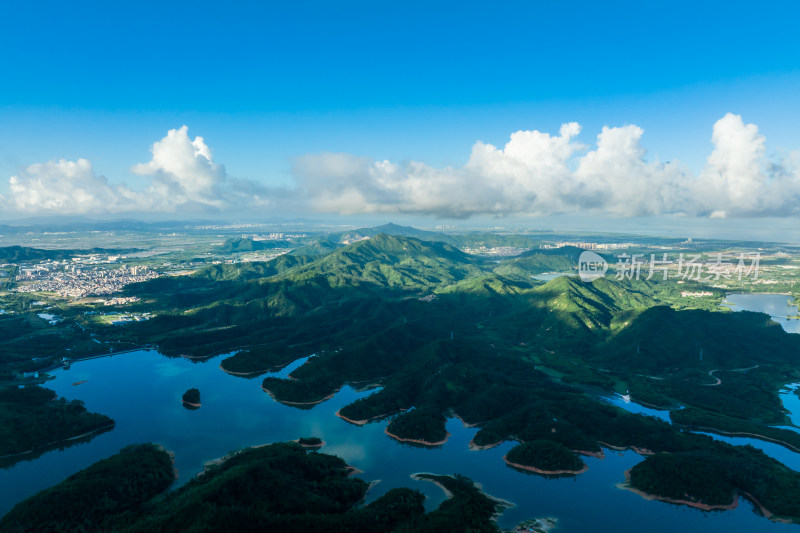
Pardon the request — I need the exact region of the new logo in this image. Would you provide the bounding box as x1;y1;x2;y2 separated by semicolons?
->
578;251;608;282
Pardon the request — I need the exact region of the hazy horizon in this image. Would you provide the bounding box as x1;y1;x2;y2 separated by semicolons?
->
2;2;800;241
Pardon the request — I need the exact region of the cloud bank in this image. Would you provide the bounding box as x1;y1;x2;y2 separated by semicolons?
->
295;113;800;219
7;158;139;214
3;114;800;218
3;126;275;216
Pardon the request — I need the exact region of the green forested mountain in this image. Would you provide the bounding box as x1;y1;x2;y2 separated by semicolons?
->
0;444;174;532
287;240;343;257
282;233;482;289
1;442;508;533
215;237;292;253
598;306;796;372
0;246;136;262
189;253;317;281
113;233;800;520
336;223;451;243
516;245;584;261
530;275;657;329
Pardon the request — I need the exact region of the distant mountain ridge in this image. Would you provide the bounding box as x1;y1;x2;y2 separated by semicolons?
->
0;246;139;262
215;238;292;253
313;223;545;251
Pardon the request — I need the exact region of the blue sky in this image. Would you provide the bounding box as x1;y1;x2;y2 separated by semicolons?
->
1;1;800;227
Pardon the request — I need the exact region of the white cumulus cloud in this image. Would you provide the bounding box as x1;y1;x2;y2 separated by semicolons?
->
695;113;800;217
132;125;227;211
294;123;588;218
4;115;800;219
573;125;691;216
2;126;279;216
296;122;693;218
7;158;141;215
295;114;800;219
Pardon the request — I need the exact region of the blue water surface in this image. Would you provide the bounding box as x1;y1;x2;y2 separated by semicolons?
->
2;292;800;530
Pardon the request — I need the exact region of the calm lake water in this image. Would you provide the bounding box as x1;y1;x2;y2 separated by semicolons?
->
2;292;800;531
723;292;800;334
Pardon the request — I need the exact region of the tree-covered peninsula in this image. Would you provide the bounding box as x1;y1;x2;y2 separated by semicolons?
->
1;441;513;532
0;385;113;466
505;440;587;475
0;443;174;532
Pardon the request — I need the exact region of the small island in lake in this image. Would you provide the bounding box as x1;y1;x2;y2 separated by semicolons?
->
181;388;201;409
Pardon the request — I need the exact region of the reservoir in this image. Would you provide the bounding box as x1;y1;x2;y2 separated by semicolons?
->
1;292;799;531
723;292;800;334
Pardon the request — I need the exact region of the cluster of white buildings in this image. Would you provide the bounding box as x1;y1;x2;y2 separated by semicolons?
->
242;232;306;241
99;296;142;306
541;241;634;251
680;291;714;298
13;261;159;299
340;234;371;245
106;312;153;325
462;246;528;257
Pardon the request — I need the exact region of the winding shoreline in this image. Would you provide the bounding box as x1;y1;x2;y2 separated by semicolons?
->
219;363;274;377
199;441;353;479
179;353;213;361
675;425;800;454
410;472;515;521
597;441;654;456
335;409;381;426
346;465;364;477
335;406;409;426
618;469;738;511
0;422;115;461
450;411;481;428
742;491;793;524
573;448;605;459
154;444;180;480
468;436;603;460
503;454;588;475
410;473;453;499
469;438;502;451
261;384;340;406
384;427;450;446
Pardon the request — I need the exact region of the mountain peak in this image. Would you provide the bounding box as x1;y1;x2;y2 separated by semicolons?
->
280;233;478;289
373;222;407;231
